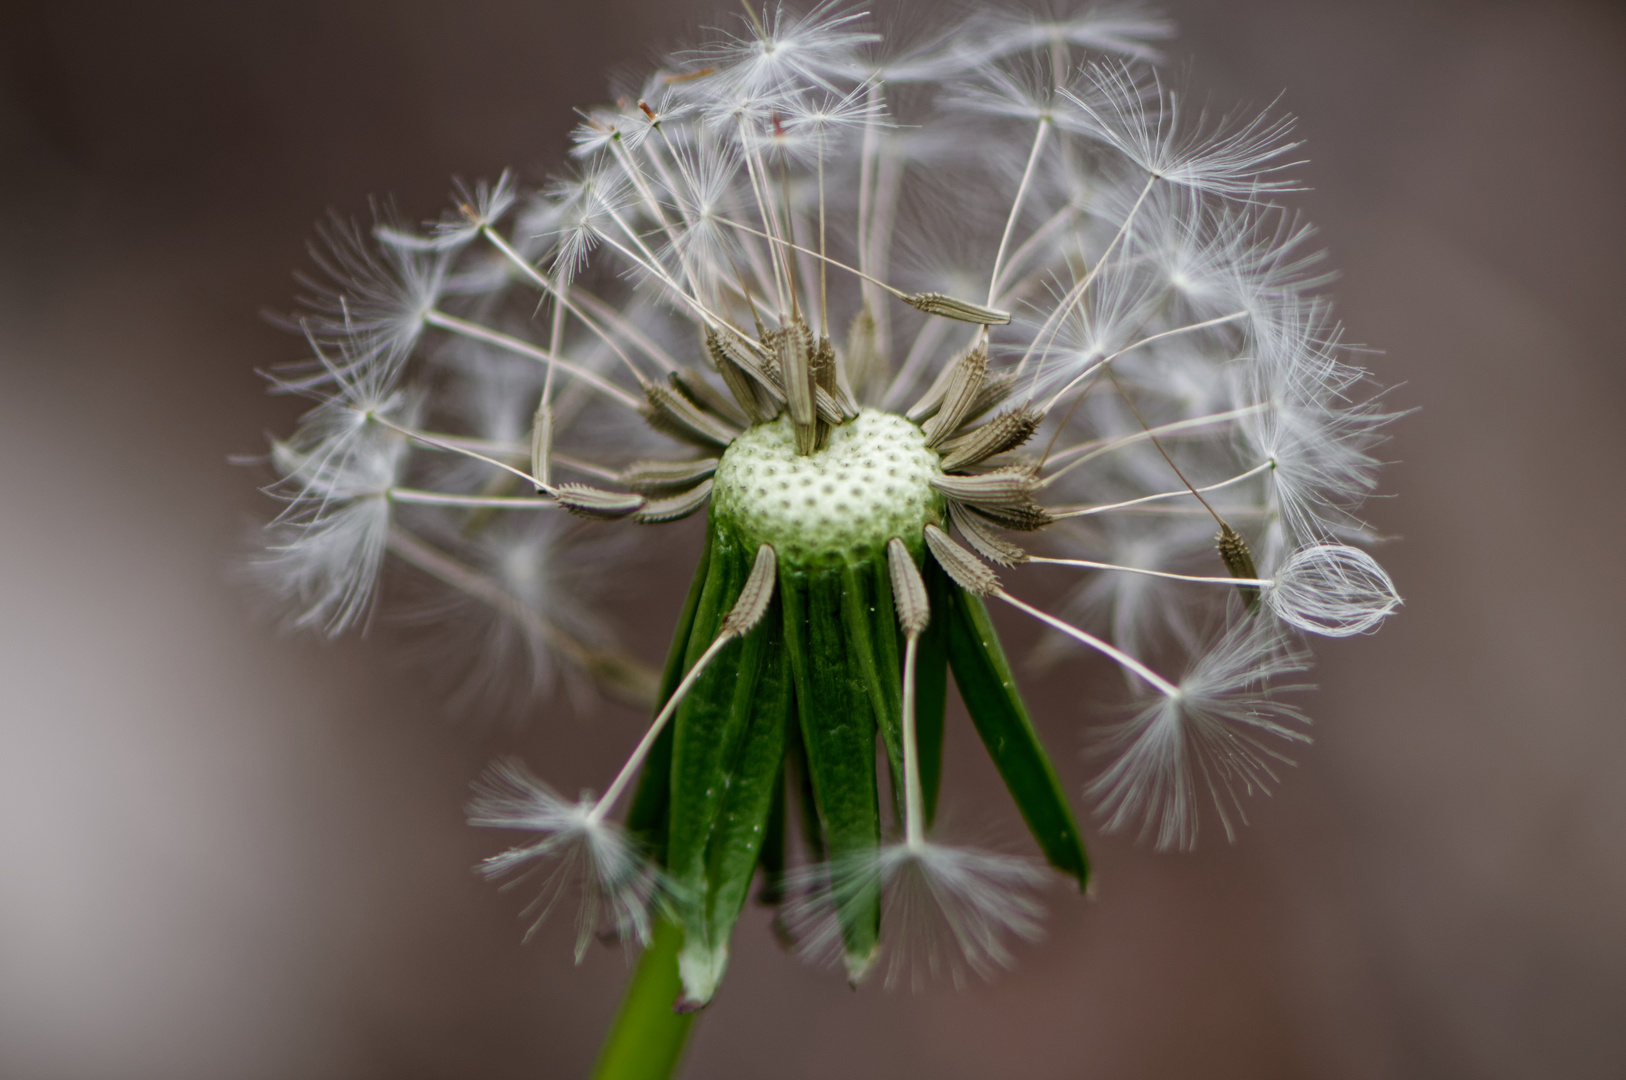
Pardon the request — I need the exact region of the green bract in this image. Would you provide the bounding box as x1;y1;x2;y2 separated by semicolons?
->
626;410;1089;1008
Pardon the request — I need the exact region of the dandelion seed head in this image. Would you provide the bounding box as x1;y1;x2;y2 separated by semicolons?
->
250;0;1402;990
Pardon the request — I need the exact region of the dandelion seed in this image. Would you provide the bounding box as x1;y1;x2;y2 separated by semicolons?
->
376;172;520;252
694;1;879;96
468;758;661;961
1064;62;1305;198
1087;618;1312;851
278;215;448;390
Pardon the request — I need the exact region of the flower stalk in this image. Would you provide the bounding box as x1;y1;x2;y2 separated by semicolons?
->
590;918;695;1080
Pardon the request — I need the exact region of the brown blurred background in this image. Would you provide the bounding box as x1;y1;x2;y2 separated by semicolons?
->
1;1;1623;1077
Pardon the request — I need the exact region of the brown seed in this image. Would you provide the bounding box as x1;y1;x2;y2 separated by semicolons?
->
711;325;786;405
964;371;1017;425
1217;523;1262;609
634;478;714;523
670;367;748;427
965;502;1054;532
705;327;768;422
930;465;1040;507
555;484;646;520
939;407;1041;471
720;544;779;638
886;537;930;636
906;344;968;421
620;457;719;494
642;381;740;451
923;524;1000;596
922;345;989;447
903;292;1012;325
948;501;1028;566
776;317;820;455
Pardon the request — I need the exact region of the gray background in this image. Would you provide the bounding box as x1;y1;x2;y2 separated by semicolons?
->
2;1;1623;1077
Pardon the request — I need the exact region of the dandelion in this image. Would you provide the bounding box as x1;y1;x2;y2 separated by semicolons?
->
249;2;1400;1074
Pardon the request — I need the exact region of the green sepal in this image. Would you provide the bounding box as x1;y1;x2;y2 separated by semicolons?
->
754;760;788;908
785;711;825;864
685;627;791;1002
774;718;822;951
626;529;715;861
842;558;904;827
915;554;952;824
945;584;1091;891
665;527;762;1001
780;562;882;980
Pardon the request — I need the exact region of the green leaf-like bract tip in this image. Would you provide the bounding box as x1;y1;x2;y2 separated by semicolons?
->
626;416;1087;1008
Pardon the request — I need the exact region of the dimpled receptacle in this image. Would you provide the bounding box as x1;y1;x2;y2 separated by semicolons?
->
710;409;944;567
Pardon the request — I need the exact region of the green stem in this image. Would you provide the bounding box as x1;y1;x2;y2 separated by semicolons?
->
590;918;695;1080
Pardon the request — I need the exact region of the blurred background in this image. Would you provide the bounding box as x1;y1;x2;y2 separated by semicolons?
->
1;1;1622;1077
